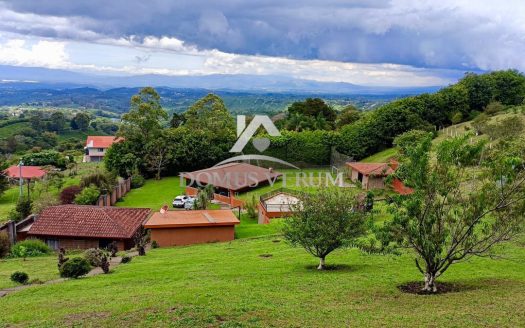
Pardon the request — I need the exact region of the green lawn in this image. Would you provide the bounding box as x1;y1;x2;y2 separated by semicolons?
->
0;122;31;138
0;256;60;290
361;147;398;163
116;176;185;210
0;234;524;327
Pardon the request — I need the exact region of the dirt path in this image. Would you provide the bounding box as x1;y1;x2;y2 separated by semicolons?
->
0;250;140;298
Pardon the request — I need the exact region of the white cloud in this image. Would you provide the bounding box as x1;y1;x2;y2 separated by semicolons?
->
0;39;69;68
0;33;459;87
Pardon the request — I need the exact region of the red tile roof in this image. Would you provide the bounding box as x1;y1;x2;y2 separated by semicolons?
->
181;163;282;191
28;205;151;239
85;136;123;148
145;209;240;228
346;162;394;176
4;165;47;179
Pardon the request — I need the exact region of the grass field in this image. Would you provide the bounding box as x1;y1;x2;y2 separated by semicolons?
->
0;233;523;327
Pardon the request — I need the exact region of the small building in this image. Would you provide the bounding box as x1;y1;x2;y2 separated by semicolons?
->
346;162;395;190
258;189;301;224
83;136;123;162
181;163;282;207
26;205;151;250
4;165;47;181
347;160;413;194
144;209;240;247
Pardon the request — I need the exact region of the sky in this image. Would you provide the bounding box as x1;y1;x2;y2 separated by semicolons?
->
0;0;523;87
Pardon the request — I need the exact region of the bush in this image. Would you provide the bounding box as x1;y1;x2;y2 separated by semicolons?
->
0;232;10;258
10;271;29;284
8;197;32;222
80;172;115;192
74;186;100;205
21;150;69;169
84;248;106;267
60;185;82;204
59;257;91;278
120;255;132;264
484;101;504;115
131;174;145;189
10;239;52;258
245;195;258;219
151;240;159;249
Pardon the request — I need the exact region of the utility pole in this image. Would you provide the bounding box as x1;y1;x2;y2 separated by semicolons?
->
18;160;23;198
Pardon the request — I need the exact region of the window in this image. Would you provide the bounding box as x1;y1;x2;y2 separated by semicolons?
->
98;148;105;152
46;238;59;250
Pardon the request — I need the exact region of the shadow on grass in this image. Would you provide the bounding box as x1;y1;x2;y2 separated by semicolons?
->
398;278;523;295
303;263;366;272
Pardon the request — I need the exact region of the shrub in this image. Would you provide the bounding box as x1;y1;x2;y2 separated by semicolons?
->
451;112;463;124
245;195;258;219
8;197;32;222
120;255;132;264
60;257;91;278
10;271;29;284
0;232;10;258
80;172;115;192
131;174;145;189
84;248;106;267
21;150;69;169
74;186;100;205
151;240;159;249
60;185;82;204
484;101;504;115
10;239;52;258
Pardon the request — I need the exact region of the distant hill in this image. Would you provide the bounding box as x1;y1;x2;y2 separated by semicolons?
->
0;84;414;114
0;65;442;114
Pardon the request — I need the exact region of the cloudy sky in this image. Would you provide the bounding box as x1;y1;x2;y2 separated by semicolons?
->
0;0;523;87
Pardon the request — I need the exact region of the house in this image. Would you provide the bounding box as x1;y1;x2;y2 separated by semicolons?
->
346;160;413;194
83;136;123;162
181;162;282;207
144;209;240;247
258;188;301;224
4;165;47;181
25;205;151;250
346;162;395;190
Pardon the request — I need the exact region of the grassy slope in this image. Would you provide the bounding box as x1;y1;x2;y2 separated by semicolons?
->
361;147;398;163
0;235;524;327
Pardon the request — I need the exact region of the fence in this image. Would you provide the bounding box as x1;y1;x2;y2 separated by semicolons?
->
97;178;132;207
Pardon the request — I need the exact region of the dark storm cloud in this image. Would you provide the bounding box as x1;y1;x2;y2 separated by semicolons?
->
1;0;524;71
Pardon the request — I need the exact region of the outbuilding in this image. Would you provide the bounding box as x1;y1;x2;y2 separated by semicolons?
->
144;209;240;247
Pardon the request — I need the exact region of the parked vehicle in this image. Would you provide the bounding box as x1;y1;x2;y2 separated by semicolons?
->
172;195;193;208
184;198;196;210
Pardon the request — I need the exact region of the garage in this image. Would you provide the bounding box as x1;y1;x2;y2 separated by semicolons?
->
144;209;240;247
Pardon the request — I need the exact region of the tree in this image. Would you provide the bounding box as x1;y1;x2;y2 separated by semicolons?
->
282;189;367;270
145;131;173;180
9;197;32;222
288;98;337;123
170;112;185;128
104;141;140;178
71;112;91;131
450;112;463;124
379;134;525;293
49;112;66;132
118;87;168;145
336;105;361;129
0;158;8;198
